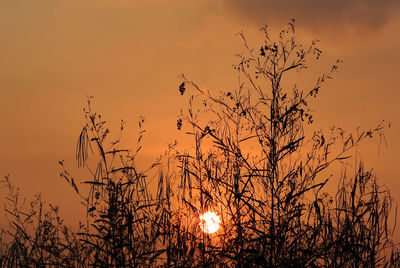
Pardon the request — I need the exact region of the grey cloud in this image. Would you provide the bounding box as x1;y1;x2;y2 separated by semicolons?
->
223;0;400;31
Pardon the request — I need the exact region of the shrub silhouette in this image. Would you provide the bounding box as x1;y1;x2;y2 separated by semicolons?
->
0;175;86;266
171;20;398;267
1;20;399;267
61;98;165;266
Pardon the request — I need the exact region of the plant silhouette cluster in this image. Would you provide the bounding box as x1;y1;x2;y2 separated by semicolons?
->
1;21;399;267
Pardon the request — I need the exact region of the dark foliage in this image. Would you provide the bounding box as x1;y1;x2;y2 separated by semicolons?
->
1;21;398;267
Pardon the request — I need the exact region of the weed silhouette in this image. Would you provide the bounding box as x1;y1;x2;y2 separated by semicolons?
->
1;20;399;267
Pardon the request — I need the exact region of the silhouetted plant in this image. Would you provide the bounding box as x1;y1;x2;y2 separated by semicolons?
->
0;20;398;268
173;19;398;267
59;97;165;267
0;175;86;267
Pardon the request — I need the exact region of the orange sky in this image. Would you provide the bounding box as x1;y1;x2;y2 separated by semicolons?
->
1;0;399;238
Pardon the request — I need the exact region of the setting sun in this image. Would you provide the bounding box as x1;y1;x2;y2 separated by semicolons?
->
199;211;221;234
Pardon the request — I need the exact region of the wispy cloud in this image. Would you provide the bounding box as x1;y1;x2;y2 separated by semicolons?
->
223;0;400;32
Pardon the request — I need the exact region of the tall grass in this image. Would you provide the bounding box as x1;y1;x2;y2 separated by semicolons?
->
0;175;85;267
1;21;399;267
172;19;399;267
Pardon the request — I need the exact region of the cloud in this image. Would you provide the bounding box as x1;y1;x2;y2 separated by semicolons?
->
223;0;400;32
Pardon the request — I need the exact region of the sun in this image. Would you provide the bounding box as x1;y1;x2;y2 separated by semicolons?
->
199;211;221;234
